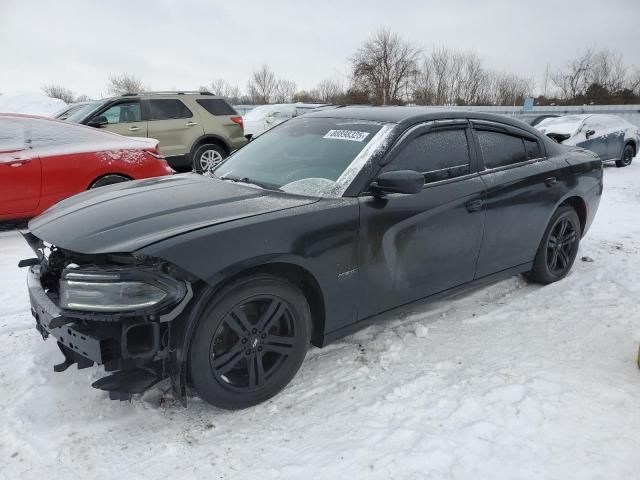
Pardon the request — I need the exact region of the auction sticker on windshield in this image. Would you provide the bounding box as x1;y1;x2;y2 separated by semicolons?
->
323;130;370;142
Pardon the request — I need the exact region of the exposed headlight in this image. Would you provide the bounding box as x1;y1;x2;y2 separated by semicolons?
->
59;266;186;313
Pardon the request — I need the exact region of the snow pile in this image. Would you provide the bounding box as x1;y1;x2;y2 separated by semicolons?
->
1;156;640;478
0;92;66;116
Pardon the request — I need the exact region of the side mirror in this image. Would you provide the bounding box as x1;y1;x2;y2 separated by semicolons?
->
371;170;424;195
585;129;596;139
88;116;108;128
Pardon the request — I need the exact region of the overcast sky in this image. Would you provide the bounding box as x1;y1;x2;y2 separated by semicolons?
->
1;0;639;99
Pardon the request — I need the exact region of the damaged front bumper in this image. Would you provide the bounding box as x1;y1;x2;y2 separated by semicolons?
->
27;263;193;402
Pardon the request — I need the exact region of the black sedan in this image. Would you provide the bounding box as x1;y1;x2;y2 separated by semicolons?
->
22;108;603;409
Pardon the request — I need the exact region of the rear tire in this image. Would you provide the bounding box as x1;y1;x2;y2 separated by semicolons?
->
192;144;227;174
89;174;130;189
524;205;581;285
188;274;311;409
615;144;634;168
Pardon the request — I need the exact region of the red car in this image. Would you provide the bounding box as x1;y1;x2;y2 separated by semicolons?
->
0;114;173;221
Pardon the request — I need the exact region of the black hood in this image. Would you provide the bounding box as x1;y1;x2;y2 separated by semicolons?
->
28;173;318;254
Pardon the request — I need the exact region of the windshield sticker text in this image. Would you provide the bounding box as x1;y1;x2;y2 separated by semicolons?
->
323;130;370;142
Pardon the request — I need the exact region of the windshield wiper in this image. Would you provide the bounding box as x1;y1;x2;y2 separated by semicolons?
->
219;174;282;191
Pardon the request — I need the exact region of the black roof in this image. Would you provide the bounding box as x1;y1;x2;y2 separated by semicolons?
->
305;106;540;133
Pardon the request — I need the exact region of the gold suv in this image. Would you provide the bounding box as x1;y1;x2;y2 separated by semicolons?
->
67;91;247;171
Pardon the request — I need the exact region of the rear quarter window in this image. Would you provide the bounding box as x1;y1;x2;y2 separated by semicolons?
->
196;99;238;116
147;99;193;120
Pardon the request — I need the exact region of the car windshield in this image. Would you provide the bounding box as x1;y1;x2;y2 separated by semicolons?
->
212;117;387;197
65;101;102;123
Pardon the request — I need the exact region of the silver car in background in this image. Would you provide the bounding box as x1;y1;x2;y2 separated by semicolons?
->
537;114;639;167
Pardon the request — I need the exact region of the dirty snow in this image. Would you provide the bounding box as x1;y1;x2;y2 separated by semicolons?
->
1;158;640;479
0;92;66;116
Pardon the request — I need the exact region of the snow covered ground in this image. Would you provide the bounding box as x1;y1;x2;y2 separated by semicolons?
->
1;158;640;479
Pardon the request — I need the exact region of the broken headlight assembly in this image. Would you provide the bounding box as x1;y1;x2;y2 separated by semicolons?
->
59;265;187;315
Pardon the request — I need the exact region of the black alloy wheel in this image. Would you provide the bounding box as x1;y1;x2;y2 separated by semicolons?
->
189;275;311;409
616;144;634;168
525;205;581;284
546;216;578;275
210;295;297;392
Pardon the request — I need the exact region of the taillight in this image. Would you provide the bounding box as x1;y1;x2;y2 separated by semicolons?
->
231;116;244;132
146;150;165;160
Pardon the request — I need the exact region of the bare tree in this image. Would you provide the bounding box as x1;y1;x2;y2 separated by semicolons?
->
351;29;421;105
412;47;533;106
552;49;595;99
207;78;242;102
489;71;535;106
107;73;145;95
42;84;76;103
247;65;278;104
629;67;640;96
590;49;627;93
316;79;344;103
273;79;297;103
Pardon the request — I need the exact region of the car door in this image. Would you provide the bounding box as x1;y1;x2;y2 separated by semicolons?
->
472;122;562;278
357;121;486;319
577;116;609;160
91;99;148;138
144;99;203;159
0;117;41;216
603;115;626;160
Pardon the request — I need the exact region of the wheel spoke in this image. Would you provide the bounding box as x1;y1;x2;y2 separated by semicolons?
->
548;235;558;248
264;334;295;355
225;307;253;337
256;299;285;332
558;247;570;268
548;248;559;271
212;342;245;374
562;231;576;246
557;219;568;239
248;353;266;389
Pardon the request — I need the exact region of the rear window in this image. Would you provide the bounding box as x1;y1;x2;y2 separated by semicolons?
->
147;99;193;120
196;99;238;116
477;130;528;169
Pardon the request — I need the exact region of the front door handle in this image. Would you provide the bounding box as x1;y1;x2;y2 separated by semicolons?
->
466;199;484;213
186;121;198;127
128;126;140;132
545;177;557;187
2;158;31;167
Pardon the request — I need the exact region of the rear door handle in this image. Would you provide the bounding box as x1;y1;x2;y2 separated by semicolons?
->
186;121;198;126
128;126;140;132
545;176;557;187
466;199;484;212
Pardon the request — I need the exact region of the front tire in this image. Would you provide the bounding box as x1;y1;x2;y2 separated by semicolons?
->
192;144;227;174
616;144;634;168
524;205;581;285
188;275;311;409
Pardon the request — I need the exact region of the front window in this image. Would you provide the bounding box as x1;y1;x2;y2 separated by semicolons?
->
65;101;101;123
99;101;142;124
212;117;389;197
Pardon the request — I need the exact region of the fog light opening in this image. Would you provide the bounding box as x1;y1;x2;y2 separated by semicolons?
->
123;323;159;359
